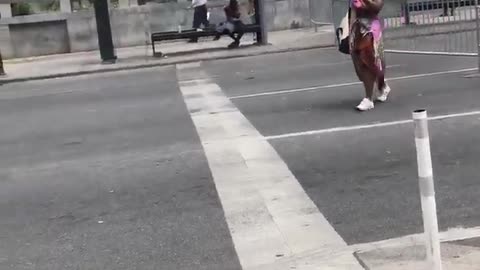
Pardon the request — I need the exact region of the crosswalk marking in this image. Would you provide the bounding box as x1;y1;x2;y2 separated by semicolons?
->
176;62;363;269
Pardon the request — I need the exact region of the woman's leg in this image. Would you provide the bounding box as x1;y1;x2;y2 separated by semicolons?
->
352;34;379;111
375;39;391;102
358;48;376;100
376;65;391;102
352;50;375;111
359;33;391;99
376;55;386;92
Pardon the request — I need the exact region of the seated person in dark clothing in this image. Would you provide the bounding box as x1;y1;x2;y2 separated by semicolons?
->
214;0;245;48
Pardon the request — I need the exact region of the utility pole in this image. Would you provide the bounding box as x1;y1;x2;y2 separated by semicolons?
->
254;0;268;45
93;0;117;63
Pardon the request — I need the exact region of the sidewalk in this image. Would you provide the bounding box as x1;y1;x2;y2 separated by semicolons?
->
356;239;480;270
0;27;335;84
353;228;480;270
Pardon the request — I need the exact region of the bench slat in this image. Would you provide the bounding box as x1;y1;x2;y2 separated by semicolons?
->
151;24;261;41
151;24;261;57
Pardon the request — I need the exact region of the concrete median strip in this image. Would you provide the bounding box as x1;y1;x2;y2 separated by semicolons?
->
176;61;363;269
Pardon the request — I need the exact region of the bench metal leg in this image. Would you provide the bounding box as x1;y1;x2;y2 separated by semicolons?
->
152;41;163;57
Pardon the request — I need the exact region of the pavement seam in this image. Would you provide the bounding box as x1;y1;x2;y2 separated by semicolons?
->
353;252;371;270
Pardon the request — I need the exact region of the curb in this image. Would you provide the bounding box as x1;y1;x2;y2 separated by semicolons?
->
0;43;335;85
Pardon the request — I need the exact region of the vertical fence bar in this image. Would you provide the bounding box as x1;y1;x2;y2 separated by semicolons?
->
476;0;480;69
413;110;442;270
405;0;411;25
254;0;268;45
462;0;467;53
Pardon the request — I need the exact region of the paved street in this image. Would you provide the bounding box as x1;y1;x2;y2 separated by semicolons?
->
0;68;241;270
1;48;480;269
203;49;480;244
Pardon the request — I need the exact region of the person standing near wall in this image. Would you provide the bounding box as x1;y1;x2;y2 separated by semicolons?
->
189;0;209;43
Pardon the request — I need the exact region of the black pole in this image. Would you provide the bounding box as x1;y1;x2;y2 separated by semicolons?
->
403;1;410;25
93;0;117;64
253;0;268;45
0;50;5;76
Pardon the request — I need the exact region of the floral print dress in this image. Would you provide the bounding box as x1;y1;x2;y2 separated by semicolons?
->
349;0;385;76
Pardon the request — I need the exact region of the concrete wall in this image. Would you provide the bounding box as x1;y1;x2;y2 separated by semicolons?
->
66;12;98;52
0;0;315;59
266;0;310;30
0;14;70;58
10;20;70;57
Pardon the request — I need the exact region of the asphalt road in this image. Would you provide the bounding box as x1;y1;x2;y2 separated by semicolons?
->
202;48;480;244
1;48;480;269
0;68;241;270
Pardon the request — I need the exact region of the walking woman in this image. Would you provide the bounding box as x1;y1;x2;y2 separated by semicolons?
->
350;0;391;111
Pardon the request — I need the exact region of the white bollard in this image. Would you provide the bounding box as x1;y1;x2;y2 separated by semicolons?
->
413;109;442;270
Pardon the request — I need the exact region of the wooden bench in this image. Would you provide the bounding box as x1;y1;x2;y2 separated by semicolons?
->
151;24;261;57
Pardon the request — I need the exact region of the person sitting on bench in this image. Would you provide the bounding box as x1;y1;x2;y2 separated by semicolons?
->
214;0;245;48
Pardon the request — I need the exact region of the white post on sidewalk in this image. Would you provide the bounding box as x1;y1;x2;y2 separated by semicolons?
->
413;109;442;270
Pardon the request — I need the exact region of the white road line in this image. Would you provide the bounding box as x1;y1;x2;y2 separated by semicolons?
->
176;62;363;270
351;226;480;253
266;110;480;140
230;67;477;100
176;61;201;69
386;64;403;69
178;76;220;84
386;49;478;57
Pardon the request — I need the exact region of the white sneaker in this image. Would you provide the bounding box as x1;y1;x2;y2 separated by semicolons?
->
377;84;391;102
356;98;375;111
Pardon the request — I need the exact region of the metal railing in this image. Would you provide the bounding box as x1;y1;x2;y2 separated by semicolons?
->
382;0;480;59
309;0;334;31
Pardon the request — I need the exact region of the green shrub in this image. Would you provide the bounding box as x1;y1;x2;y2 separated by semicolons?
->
12;3;33;16
40;0;60;12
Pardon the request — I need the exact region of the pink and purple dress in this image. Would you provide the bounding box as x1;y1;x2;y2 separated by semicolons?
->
349;0;385;75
